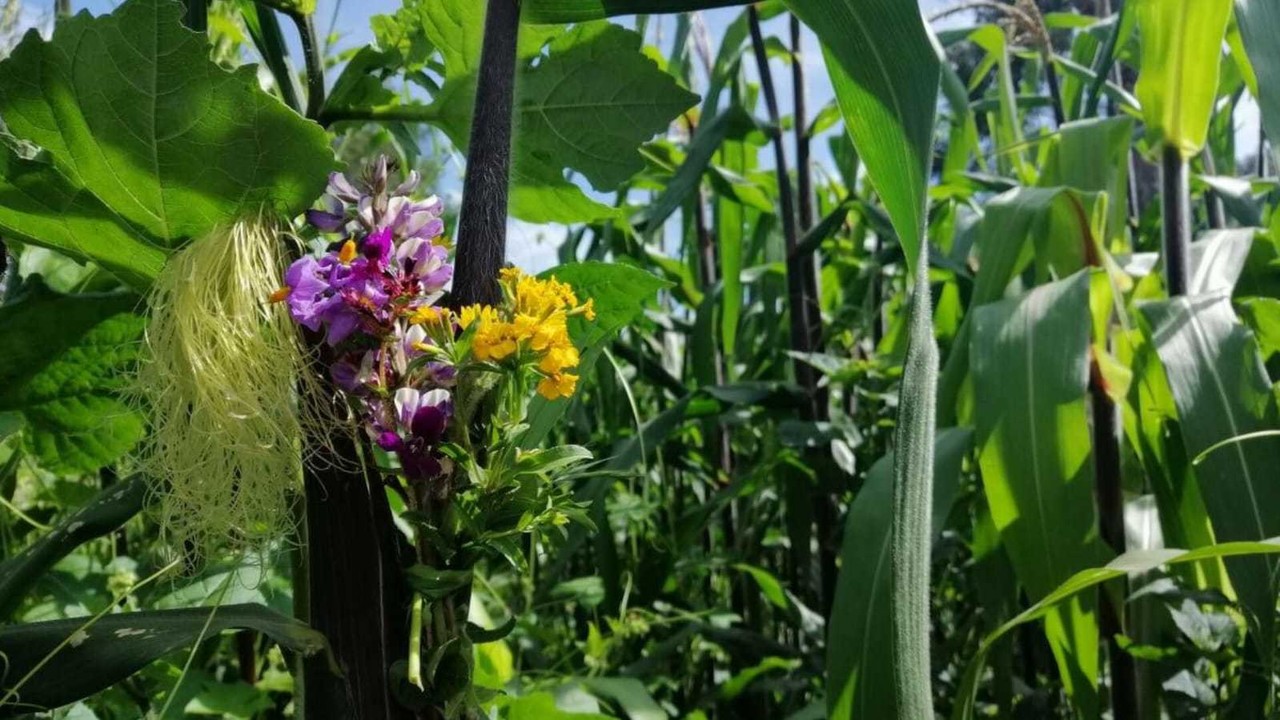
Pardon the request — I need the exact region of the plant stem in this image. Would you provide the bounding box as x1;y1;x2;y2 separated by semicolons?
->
249;3;302;114
318;105;442;128
747;7;815;411
1090;355;1138;720
748;5;835;615
289;10;325;120
1160;144;1191;297
453;0;521;307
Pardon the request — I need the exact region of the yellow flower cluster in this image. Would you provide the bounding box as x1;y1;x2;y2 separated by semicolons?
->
458;268;595;400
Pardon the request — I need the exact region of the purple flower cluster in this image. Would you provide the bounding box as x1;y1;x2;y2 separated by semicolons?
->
276;159;457;481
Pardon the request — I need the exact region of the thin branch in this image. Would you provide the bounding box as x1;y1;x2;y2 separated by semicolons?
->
289;10;326;120
317;105;442;128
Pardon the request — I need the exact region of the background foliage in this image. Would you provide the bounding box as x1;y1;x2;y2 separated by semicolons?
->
1;0;1279;718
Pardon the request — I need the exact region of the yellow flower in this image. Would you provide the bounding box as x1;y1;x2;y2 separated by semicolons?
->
537;373;578;400
459;304;496;330
538;343;579;375
474;323;517;361
408;306;449;326
529;313;569;352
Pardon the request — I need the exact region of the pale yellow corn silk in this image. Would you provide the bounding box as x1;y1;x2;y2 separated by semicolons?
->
129;213;327;555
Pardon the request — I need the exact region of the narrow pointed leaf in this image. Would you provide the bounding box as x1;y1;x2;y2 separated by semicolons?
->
789;0;939;260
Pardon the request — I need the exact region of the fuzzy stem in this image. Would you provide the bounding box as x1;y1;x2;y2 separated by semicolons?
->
453;0;521;307
890;246;937;719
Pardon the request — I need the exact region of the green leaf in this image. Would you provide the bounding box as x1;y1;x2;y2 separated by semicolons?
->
1038;116;1134;246
518;22;699;190
1133;0;1232;158
576;677;665;720
826;428;971;720
0;0;334;287
792;0;939;258
1139;293;1280;664
0;604;328;716
733;564;791;611
1235;0;1280;168
404;566;474;600
953;538;1280;720
971;271;1111;715
523;0;750;23
0;286;144;474
498;691;611;720
0;475;146;619
938;187;1103;424
0;142;166;289
521;263;670;448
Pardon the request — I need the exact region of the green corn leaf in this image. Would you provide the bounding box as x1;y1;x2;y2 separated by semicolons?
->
1138;293;1280;673
971;271;1112;716
1038;116;1135;246
0;0;335;288
938;187;1105;424
953;538;1280;720
826;427;971;720
788;0;939;262
0;605;329;717
0;475;146;619
1235;0;1280;168
1133;0;1232;158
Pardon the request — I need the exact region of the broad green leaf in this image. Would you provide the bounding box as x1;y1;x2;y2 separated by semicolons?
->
826;428;971;720
0;286;144;474
1038;116;1134;246
518;23;699;190
523;0;751;23
938;188;1105;424
1139;293;1280;666
422;8;692;219
0;0;334;279
0;604;328;716
791;0;939;260
0;475;146;619
971;271;1110;715
0;142;165;289
640;107;757;230
1189;228;1256;294
521;263;670;448
1233;0;1280;168
953;538;1280;720
1133;0;1232;158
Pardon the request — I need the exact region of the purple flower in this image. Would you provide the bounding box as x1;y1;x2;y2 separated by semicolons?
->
394;387;452;444
397;237;453;294
283;255;340;333
392;324;428;375
361;227;394;267
328;171;361;203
